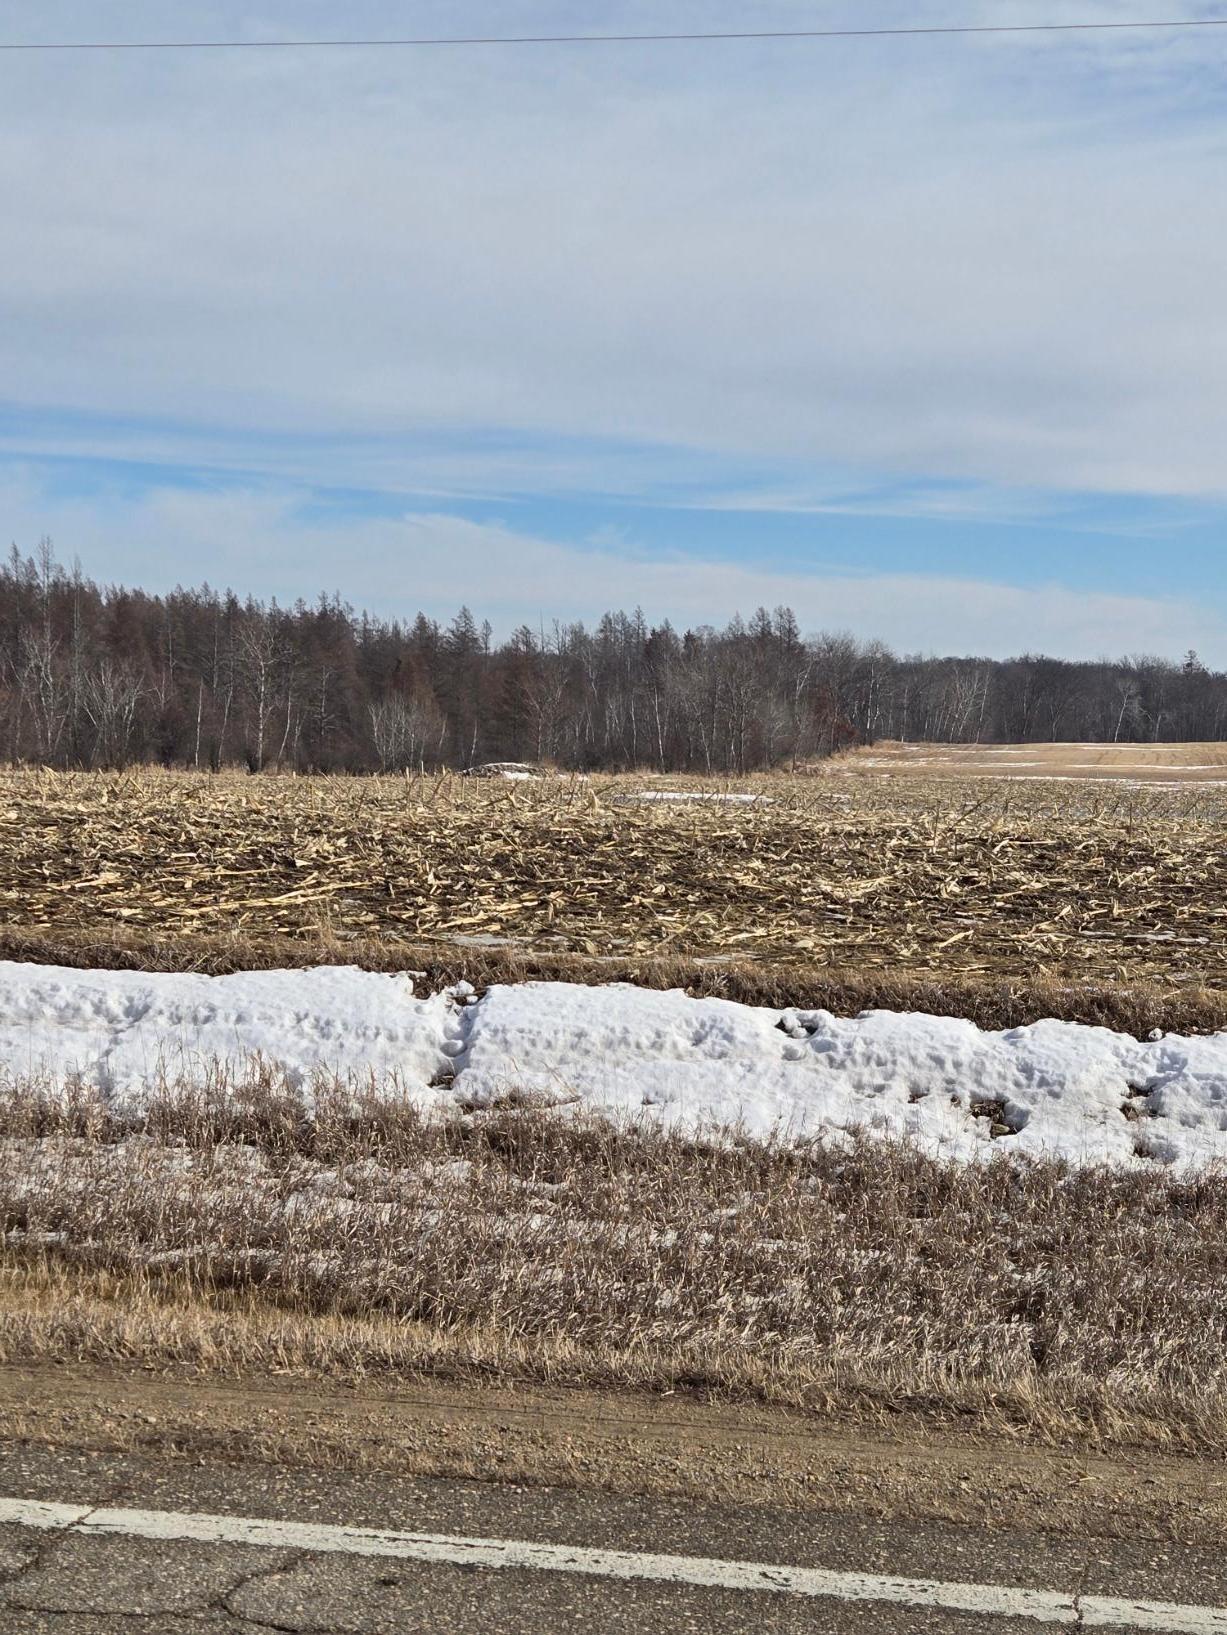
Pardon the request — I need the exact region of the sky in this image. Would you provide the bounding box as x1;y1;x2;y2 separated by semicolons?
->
4;0;1227;659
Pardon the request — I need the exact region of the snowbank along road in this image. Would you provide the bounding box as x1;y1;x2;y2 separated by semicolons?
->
5;960;1227;1166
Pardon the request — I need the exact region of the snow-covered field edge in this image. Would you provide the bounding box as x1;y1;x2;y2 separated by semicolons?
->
3;960;1227;1169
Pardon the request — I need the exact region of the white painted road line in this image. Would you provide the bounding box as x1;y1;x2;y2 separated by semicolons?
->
0;1496;1225;1631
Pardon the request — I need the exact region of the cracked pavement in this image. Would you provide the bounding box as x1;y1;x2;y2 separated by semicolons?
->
0;1445;1223;1632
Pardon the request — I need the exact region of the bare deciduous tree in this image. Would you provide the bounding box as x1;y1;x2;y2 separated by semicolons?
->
5;542;1227;774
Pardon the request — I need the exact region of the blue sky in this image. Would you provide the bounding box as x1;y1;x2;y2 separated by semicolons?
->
4;1;1227;657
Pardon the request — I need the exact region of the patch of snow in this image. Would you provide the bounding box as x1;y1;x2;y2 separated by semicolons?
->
461;983;1191;1166
615;791;772;805
1062;763;1224;772
460;762;542;780
5;962;1227;1168
0;962;452;1103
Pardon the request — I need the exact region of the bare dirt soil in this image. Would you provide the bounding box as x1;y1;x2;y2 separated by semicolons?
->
3;1361;1226;1547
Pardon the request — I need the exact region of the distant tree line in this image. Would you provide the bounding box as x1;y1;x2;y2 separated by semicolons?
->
2;541;1225;773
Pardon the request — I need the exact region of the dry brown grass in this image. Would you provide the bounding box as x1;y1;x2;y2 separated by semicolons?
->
4;921;1227;1036
5;1070;1227;1451
835;740;1227;781
5;765;1227;994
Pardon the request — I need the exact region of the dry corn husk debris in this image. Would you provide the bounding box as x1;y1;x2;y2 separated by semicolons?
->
2;767;1226;985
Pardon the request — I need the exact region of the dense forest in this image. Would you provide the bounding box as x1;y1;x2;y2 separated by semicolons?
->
2;542;1225;773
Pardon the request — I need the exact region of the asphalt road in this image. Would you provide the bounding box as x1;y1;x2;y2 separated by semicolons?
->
0;1442;1224;1633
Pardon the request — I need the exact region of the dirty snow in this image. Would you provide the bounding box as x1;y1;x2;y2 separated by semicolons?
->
615;791;771;805
3;961;1227;1168
461;762;543;780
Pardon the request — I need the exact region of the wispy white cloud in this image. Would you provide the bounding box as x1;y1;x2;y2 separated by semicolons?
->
3;471;1219;661
4;0;1227;503
672;484;1065;525
671;482;1202;537
5;0;1227;664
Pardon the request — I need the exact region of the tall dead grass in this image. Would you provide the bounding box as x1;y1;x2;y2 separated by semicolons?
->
2;922;1224;1037
4;1067;1227;1449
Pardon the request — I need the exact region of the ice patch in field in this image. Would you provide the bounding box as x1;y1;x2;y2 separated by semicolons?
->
5;961;1227;1167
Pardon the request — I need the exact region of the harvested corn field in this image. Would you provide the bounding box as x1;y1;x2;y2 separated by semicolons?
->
3;767;1227;988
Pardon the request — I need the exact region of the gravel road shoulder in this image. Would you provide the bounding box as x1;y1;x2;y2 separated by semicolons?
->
1;1362;1224;1548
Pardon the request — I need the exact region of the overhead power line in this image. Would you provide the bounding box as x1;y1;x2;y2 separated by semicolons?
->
4;17;1227;52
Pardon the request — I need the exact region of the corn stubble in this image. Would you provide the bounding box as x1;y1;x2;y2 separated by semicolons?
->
3;1068;1227;1450
3;767;1227;987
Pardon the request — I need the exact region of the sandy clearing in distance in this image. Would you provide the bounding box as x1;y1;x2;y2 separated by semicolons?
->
832;741;1227;781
